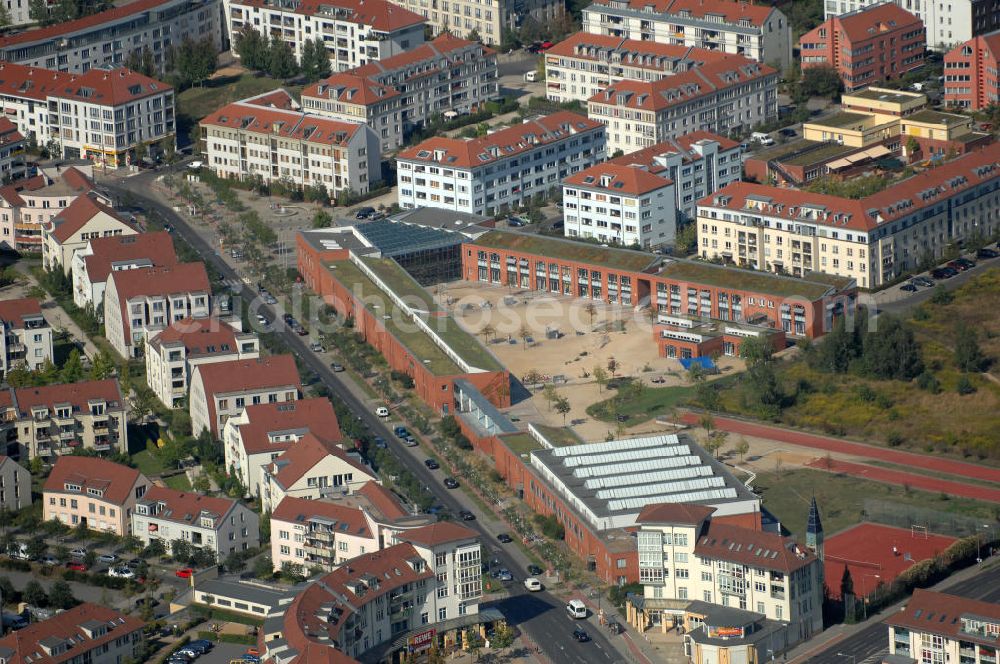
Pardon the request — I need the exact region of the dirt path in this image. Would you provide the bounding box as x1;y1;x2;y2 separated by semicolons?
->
679;412;1000;484
805;458;1000;503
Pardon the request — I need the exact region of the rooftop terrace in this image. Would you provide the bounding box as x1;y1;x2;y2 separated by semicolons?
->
810;111;877;129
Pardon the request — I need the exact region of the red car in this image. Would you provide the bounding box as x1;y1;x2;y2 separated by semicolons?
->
539;41;554;50
175;568;194;578
65;561;87;572
246;648;261;656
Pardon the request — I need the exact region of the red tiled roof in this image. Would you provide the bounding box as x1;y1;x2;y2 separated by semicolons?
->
43;457;145;506
637;503;716;525
0;0;168;48
352;33;493;79
240;88;299;110
58;167;96;194
234;398;342;456
302;73;400;107
194;354;301;398
0;61;169;106
46;194;132;243
564;163;672;196
288;644;358;664
108;261;209;300
0;117;24;146
12;379;124;415
703;142;1000;230
886;589;1000;645
694;522;816;573
398;112;604;169
281;543;432;654
0;602;145;664
609;133;740;174
395;521;477;547
356;480;407;521
200;102;363;146
271;496;372;539
589;0;774;25
0;297;43;329
821;3;922;44
0;63;75;101
81;231;178;284
147;317;240;357
141;486;239;524
266;433;370;490
232;0;424;32
589;58;776;111
546;32;732;67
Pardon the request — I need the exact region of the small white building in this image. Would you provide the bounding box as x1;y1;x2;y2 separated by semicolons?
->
71;231;178;313
260;433;377;514
223;397;343;499
132;486;260;560
103;262;211;359
0;298;52;375
396;111;606;217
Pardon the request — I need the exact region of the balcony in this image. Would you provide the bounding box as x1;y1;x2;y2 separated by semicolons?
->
304;545;334;558
308;530;334;543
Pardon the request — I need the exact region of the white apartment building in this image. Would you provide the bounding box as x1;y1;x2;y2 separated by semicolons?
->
391;522;484;619
133;486;260;560
822;0;986;51
223;397;343;499
0;118;26;182
260;433;377;513
587;59;778;155
581;0;792;70
391;0;563;46
71;231;178;312
563;163;677;248
609;132;744;220
0;604;145;664
633;504;824;644
0;298;52;375
0;165;102;254
887;589;1000;664
544;33;735;105
42;196;138;274
103;262;211;359
201;90;381;196
697;142;1000;289
0;455;31;512
1;379;129;460
0;63;175;169
0;0;220;74
397;111;606;216
301;33;499;153
145;317;260;409
188;355;302;438
227;0;426;73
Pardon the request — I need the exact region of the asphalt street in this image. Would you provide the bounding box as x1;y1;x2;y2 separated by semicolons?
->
103;167;628;664
806;564;1000;664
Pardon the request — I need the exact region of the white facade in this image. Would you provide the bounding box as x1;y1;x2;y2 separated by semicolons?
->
394;0;563;46
581;0;792;70
260;444;378;514
70;232;178;313
0;300;53;375
823;0;975;51
228;0;426;72
397;112;606;216
563;168;676;248
42;200;137;274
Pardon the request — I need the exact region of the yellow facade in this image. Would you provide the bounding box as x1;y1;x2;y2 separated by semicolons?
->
801;112;899;148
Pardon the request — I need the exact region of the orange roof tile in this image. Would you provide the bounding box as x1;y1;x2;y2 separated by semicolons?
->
352;33;493;79
194;354;301;398
820;2;922;44
546;32;732;69
43;456;145;506
0;61;169;106
234;398;342;456
397;111;604;169
609;132;741;174
589;58;776;111
395;521;478;547
0;175;46;207
271;496;372;539
356;480;407;521
886;589;1000;645
590;0;774;26
265;433;370;490
12;379;124;415
694;522;816;573
232;0;424;32
81;231;178;284
200;102;363;147
0;117;24;146
0;297;43;329
108;261;209;300
302;73;400;106
140;486;240;524
146;317;243;357
564;162;672;196
0;0;170;48
0;602;145;664
46;194;132;243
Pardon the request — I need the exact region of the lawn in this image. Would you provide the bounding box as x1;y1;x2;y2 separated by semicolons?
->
755;468;1000;539
131;449;168;477
164;474;193;491
177;73;303;124
586;382;697;425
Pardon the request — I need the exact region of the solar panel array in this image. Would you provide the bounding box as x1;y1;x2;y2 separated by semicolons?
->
607;488;739;512
595;476;727;500
572;455;702;479
583;465;714;490
562;444;691;468
551;433;679;457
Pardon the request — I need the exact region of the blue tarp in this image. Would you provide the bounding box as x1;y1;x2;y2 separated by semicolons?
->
678;357;717;372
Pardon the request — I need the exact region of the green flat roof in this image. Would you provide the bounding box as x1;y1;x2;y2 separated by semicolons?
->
811;112;873;129
782;142;858;167
905;110;967;126
474;231;658;273
849;88;921;104
657;260;840;299
329;259;502;374
502;433;543;456
532;425;582;447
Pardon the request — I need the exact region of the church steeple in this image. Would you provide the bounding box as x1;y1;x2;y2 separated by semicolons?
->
806;496;824;561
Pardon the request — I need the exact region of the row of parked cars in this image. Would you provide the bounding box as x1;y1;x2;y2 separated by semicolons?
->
901;246;998;292
167;639;215;664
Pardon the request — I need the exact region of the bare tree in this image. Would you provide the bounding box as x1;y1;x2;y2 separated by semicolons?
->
735;437;750;463
592;365;608;392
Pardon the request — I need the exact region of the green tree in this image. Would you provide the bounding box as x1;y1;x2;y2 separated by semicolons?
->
861;316;923;380
740;336;783;419
28;0;48;23
254;555;274;578
172;37;216;89
83;549;97;569
674;221;698;256
0;576;16;604
48;580;77;609
4;363;33;388
592;365;608;392
554;396;571;423
954;323;987;372
23;580;47;607
0;4;11;27
88;351;117;380
224;550;246;573
312;209;333;229
267;35;298;79
467;28;482;42
171;538;191;562
235;28;269;71
36;358;59;385
734;437;750;462
797;64;843;100
810;316;858;373
300;38;330;81
142;538;166;559
26;537;47;561
60;349;85;383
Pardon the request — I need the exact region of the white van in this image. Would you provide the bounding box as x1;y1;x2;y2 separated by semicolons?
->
375;406;390;418
750;132;775;146
566;599;588;619
524;577;542;592
524;71;538;83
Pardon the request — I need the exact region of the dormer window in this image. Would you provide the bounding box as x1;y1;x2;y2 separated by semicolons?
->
86;488;103;497
64;483;81;492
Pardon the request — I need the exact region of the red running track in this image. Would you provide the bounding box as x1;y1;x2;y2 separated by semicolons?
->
679;413;1000;484
804;458;1000;503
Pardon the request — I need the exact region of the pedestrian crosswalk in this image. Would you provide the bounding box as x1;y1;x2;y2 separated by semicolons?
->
220;279;245;293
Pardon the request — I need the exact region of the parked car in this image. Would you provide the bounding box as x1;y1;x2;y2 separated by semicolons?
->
402;435;418;447
497;569;513;582
65;561;87;572
375;406;390;418
497;533;513;544
527;564;543;576
393;426;409;438
524;577;542;591
135;597;160;609
39;555;59;566
188;640;214;652
573;626;590;642
175;568;194;578
108;566;134;579
931;267;957;279
443;477;459;489
309;342;324;353
424;458;440;470
355;207;376;220
948;258;975;271
912;276;935;287
97;554;118;564
70;548;87;558
976;247;999;259
374;437;388;449
459;510;476;521
331;363;345;372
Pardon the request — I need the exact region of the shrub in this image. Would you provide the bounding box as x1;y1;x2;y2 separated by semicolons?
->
956;375;976;395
